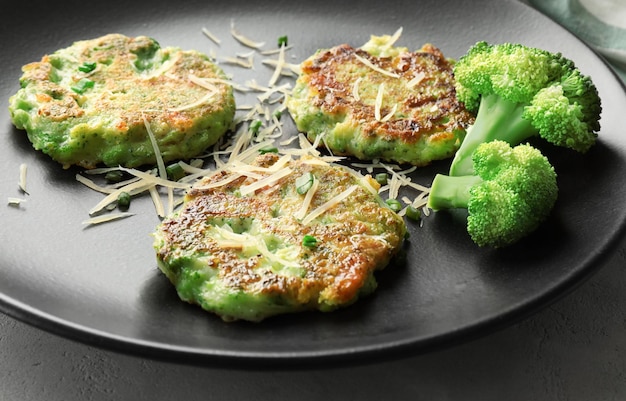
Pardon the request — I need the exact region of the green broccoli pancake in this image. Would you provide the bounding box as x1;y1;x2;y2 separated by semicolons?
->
153;153;407;322
9;34;236;169
286;34;475;166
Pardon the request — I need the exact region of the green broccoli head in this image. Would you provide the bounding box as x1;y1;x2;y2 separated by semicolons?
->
454;41;570;110
427;140;558;248
449;41;601;176
524;69;601;152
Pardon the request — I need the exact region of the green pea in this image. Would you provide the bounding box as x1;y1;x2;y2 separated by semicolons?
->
405;205;421;221
104;170;125;183
117;191;131;211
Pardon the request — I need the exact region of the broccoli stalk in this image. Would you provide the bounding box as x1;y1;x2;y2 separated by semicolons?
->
427;140;558;248
449;41;602;176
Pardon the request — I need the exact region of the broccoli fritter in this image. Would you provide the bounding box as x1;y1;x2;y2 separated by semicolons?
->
286;34;474;166
9;34;236;169
153;153;407;322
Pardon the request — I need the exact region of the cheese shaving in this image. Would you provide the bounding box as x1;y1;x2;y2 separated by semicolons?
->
301;185;358;225
221;56;254;69
294;176;320;220
239;167;292;196
262;59;300;77
82;212;135;226
260;46;293;55
148;186;166;218
202;27;221;45
193;173;243;191
165;186;174;216
230;20;265;49
142;115;167;182
142;53;182;79
89;180;154;216
8;197;26;206
18;163;28;194
354;54;400;78
381;27;403;50
189;74;247;93
169;91;216;112
375;83;385;121
407;72;426;88
380;103;397;122
267;43;287;87
212;225;300;268
215;240;245;250
118;167;190;190
352;77;362;101
76;174;116;194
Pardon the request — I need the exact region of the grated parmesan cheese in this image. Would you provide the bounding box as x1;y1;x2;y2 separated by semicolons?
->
375;83;385;121
407;72;426;88
78;23;431;231
89;180;155;216
18;163;28;194
354;54;400;78
267;44;287;87
230;20;265;49
301;185;358;225
293;176;320;220
380;103;397;123
7;197;26;206
239;167;292;196
352;77;362;101
202;27;221;45
380;27;404;51
82;212;135;226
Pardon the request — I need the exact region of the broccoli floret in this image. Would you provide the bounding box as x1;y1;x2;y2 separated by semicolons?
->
427;140;558;248
449;41;601;176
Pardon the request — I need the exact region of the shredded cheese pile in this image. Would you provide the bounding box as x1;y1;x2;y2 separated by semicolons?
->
71;23;430;227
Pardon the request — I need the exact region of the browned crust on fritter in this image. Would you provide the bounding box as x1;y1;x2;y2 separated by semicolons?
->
156;154;406;307
300;43;474;144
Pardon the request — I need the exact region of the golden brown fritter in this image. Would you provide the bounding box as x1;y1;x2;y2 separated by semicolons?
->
287;35;475;166
9;34;235;169
153;153;407;322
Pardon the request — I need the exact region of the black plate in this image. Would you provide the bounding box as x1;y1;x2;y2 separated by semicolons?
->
1;0;625;368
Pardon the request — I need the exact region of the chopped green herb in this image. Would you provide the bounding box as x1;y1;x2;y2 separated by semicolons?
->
259;147;279;154
385;198;402;212
295;172;314;195
249;119;262;134
278;35;288;47
78;61;97;73
272;109;283;120
375;173;388;186
117;191;131;211
166;162;185;182
405;205;421;221
302;234;317;248
71;78;94;94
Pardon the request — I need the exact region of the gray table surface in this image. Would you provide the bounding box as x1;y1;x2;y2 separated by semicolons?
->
2;235;626;401
3;2;626;400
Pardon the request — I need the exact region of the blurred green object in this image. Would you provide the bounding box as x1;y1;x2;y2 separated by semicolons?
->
529;0;626;82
